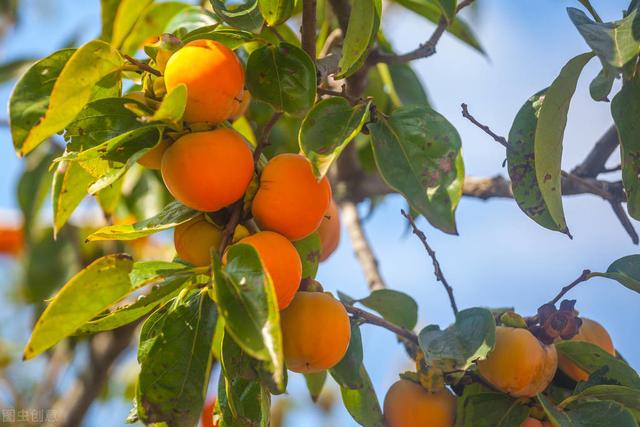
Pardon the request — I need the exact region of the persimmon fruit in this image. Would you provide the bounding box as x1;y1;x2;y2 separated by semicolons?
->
0;226;23;256
318;199;340;261
164;40;244;123
280;292;350;373
252;154;332;241
521;417;552;427
235;231;302;310
477;326;557;397
161;129;254;212
558;318;615;382
138;139;170;170
229;90;251;121
174;215;248;267
383;379;456;427
201;397;218;427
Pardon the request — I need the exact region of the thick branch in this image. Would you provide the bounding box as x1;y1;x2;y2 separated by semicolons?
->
344;172;625;203
571;126;619;178
48;324;137;427
340;200;387;291
401;210;459;315
301;0;317;60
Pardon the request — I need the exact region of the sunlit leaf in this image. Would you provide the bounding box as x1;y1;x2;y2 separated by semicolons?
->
336;0;381;78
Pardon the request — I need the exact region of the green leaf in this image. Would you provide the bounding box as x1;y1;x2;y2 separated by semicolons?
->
392;0;484;54
0;58;34;84
214;244;284;389
217;372;271;426
456;391;529;427
418;307;496;371
17;148;56;238
293;232;321;280
259;0;294;26
299;98;371;178
51;161;94;235
534;52;595;236
64;126;162;195
24;254;134;360
129;261;202;288
336;0;381;78
339;366;385;427
146;83;187;128
88;201;198;241
182;27;257;48
210;0;264;32
577;0;603;23
13;40;125;156
560;385;640;412
507;89;564;232
591;255;640;293
246;42;316;115
611;73;640;221
304;371;327;402
121;2;191;54
568;7;640;68
434;0;456;22
111;0;154;48
357;289;418;330
539;394;637;427
100;0;122;42
330;319;364;389
555;341;640;389
64;97;150;152
369;105;464;234
590;63;617;101
78;275;189;333
136;290;217;427
9;48;75;155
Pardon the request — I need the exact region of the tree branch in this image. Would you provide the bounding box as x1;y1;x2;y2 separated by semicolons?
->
48;324;137;427
301;0;317;60
401;210;459;315
460;102;636;243
548;269;592;306
571;126;619;178
344;304;419;345
367;0;476;65
340;200;387;291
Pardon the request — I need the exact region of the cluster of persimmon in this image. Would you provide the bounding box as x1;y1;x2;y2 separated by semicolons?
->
383;317;615;427
135;39;349;375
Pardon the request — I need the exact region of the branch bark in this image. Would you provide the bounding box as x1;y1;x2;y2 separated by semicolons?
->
301;0;317;60
340;200;387;291
48;324;137;427
571;126;619;178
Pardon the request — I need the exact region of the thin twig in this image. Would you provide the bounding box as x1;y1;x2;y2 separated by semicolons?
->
344;304;419;345
461;103;512;150
548;269;592;306
301;0;317;60
401;210;459;316
253;112;283;164
123;54;161;77
340;200;386;291
367;0;476;65
317;86;359;104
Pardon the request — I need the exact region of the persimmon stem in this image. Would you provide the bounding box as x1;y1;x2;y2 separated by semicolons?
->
548;269;592;306
401;210;459;316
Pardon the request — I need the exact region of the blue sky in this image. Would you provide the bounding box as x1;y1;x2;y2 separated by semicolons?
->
0;0;637;426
